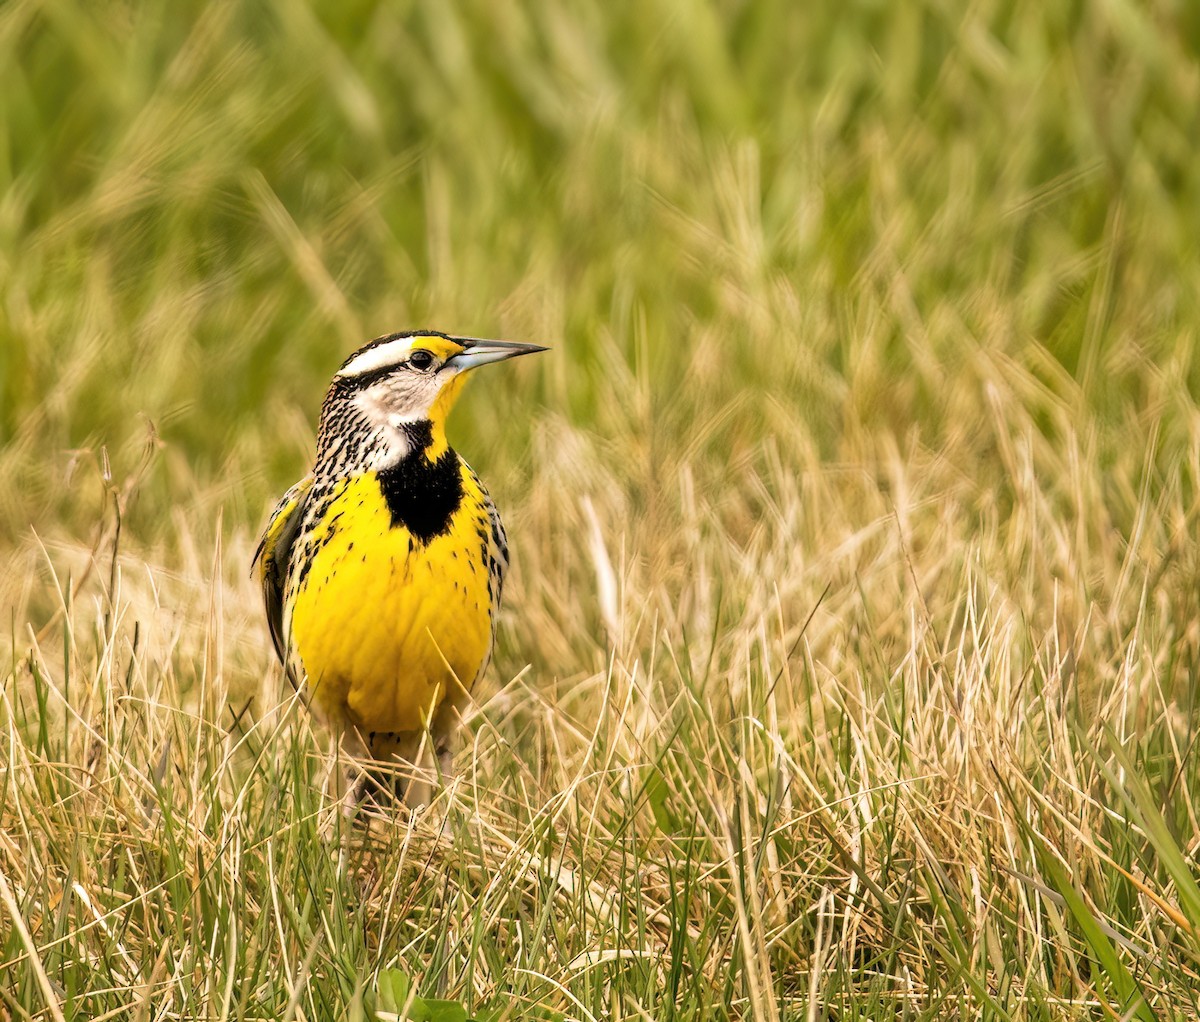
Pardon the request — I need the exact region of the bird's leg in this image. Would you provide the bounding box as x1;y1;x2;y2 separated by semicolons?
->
340;771;366;819
358;730;430;810
314;731;367;842
400;730;437;810
430;700;462;792
335;729;371;818
435;739;453;787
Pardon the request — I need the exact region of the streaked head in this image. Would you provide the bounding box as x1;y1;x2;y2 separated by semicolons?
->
321;329;547;464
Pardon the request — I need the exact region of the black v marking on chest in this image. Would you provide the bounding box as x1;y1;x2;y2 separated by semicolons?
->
377;445;464;543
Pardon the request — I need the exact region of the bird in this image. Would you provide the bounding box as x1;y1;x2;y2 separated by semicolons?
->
253;329;546;806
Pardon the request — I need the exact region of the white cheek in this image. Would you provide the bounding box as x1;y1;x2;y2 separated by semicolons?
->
351;391;390;428
352;379;432;426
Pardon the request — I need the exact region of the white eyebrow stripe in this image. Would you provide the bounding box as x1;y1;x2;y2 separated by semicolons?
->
336;337;416;378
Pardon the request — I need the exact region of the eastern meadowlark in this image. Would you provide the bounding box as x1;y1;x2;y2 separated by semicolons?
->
253;330;546;802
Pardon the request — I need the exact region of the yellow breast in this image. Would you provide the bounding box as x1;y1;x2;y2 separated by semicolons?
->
286;464;496;736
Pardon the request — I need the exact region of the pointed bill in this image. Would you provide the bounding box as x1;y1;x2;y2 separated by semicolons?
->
448;337;549;371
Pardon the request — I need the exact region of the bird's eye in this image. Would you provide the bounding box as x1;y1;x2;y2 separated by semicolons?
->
409;349;435;371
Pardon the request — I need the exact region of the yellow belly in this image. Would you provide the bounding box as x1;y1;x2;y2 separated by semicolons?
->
286;470;494;736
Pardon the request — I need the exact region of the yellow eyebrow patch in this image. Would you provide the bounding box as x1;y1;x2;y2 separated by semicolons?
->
406;335;466;363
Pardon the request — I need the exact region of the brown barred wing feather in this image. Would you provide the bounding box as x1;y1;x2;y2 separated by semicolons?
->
467;463;509;667
252;475;314;682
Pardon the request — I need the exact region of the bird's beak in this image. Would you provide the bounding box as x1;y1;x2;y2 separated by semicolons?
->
448;337;549;371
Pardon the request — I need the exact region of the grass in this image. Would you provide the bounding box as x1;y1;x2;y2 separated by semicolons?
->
3;0;1200;1018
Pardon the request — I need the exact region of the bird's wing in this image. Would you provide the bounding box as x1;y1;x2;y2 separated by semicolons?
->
483;486;510;610
252;475;314;678
458;459;510;687
472;466;509;637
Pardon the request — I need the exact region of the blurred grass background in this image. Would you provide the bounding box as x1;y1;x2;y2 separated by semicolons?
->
4;0;1198;541
4;1;1200;1019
